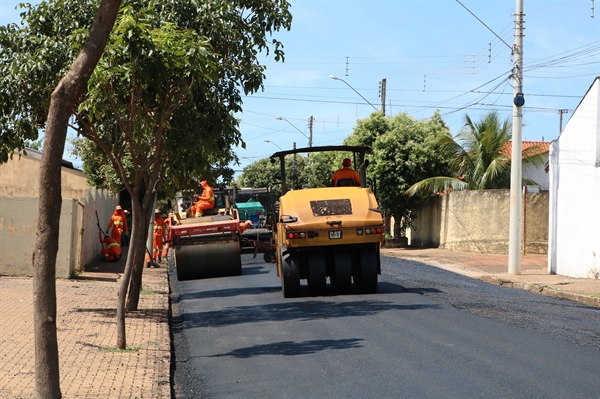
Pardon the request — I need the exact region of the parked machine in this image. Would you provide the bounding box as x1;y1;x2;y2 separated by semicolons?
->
269;145;385;297
235;187;278;261
170;187;243;280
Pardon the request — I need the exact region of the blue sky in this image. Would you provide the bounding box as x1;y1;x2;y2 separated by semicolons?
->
2;0;599;174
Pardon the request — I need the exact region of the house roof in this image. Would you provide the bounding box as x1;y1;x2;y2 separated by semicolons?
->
19;147;80;171
500;141;550;158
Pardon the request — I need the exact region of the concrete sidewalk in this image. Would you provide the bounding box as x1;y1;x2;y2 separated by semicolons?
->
1;248;598;398
0;253;171;399
381;247;600;307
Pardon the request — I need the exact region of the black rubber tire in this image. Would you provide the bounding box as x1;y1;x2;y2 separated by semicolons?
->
263;251;274;263
354;249;378;294
331;252;352;295
281;252;301;298
175;241;241;280
308;253;327;296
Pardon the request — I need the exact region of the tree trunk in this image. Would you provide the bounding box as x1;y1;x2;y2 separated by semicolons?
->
32;1;121;396
117;184;157;345
116;198;146;348
126;192;157;311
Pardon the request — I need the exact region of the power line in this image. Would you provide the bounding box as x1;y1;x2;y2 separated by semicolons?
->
455;0;513;49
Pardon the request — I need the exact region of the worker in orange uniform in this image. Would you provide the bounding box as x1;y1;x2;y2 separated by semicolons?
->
99;233;121;262
107;205;129;246
162;213;174;261
332;158;361;187
192;180;215;217
153;209;166;263
189;197;198;218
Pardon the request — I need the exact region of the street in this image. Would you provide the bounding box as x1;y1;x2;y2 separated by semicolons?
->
170;253;600;399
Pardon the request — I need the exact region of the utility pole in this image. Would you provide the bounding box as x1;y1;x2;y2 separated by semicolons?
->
508;0;525;275
380;78;387;116
308;116;314;147
558;109;569;133
292;142;297;190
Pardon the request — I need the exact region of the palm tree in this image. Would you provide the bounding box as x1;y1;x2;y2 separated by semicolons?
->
406;111;545;197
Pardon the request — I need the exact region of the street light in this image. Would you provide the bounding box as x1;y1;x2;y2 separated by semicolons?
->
264;139;283;151
276;116;312;147
330;75;378;111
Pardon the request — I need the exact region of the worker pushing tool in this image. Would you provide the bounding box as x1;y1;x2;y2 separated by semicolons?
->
153;209;166;263
162;212;174;260
99;233;121;262
190;180;215;217
107;205;129;245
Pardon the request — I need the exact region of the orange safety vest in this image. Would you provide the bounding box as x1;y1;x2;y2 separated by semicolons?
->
332;167;360;186
100;237;121;258
154;217;166;239
108;213;128;233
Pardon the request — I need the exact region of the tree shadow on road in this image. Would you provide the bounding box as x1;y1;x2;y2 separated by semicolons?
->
182;300;441;329
206;338;365;358
176;286;282;302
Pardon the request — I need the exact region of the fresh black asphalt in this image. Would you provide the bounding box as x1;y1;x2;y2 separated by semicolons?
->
169;253;600;399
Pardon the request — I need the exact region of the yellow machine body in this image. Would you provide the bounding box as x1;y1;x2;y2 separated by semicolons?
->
276;186;383;250
273;185;384;297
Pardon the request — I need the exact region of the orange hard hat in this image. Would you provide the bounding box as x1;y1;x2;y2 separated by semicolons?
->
342;158;352;167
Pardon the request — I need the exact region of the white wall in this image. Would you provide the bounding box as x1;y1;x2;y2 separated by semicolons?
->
0;188;118;278
80;188;120;269
0;149;119;277
548;78;600;279
0;197;78;278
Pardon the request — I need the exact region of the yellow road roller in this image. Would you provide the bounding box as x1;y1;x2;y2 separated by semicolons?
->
269;145;385;297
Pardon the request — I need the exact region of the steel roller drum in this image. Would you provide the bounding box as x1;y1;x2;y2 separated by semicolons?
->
175;241;242;280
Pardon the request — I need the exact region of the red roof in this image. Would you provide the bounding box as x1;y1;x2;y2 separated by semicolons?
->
500;141;550;158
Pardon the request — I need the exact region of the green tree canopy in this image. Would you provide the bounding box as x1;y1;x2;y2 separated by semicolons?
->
0;0;292;314
0;0;99;162
1;0;293;191
237;154;310;191
237;148;374;191
346;111;451;236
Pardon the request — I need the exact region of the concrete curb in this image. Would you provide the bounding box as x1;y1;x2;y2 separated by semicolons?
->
380;248;599;308
480;275;600;307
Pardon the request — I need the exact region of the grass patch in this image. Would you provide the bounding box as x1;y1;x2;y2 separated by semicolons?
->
140;287;167;295
98;344;142;353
